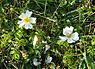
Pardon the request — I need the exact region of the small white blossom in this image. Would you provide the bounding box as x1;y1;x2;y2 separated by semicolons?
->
33;35;38;48
42;40;47;43
45;45;50;51
33;58;41;66
45;56;52;64
18;10;36;29
59;26;79;43
47;36;50;39
44;45;50;54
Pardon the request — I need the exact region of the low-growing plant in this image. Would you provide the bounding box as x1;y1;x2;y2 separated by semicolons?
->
0;0;95;69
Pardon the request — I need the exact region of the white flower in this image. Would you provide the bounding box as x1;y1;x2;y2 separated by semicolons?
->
45;45;50;51
59;26;79;43
33;35;38;47
18;10;36;29
33;58;41;66
44;45;50;54
42;40;47;43
45;56;52;64
47;36;50;39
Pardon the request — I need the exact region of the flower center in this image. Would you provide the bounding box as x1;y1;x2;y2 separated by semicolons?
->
23;17;30;24
66;34;72;38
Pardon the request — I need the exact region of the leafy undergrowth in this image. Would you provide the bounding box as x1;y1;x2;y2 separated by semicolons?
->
0;0;95;69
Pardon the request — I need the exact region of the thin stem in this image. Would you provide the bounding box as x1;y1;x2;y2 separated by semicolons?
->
33;11;56;22
51;0;63;18
44;0;47;16
3;62;8;69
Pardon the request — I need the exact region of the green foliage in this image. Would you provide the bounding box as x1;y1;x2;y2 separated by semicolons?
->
0;0;95;69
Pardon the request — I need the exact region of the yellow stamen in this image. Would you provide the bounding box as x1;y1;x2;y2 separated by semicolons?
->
23;17;30;24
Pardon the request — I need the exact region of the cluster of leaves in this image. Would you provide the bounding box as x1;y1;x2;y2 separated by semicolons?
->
0;0;95;69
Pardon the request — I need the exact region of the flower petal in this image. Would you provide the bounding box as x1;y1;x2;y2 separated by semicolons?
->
33;62;41;66
45;45;50;51
45;56;52;64
70;26;74;32
63;27;68;35
25;24;33;29
33;58;41;66
25;10;32;17
18;21;25;27
44;45;50;54
67;38;75;43
63;26;73;35
17;21;23;24
72;32;79;41
33;35;38;47
19;13;26;19
59;36;67;41
30;17;36;24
